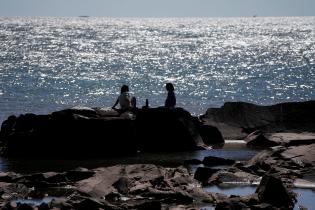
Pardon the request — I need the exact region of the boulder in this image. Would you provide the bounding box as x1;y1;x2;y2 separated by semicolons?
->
199;124;224;145
135;107;203;152
255;174;295;208
194;167;220;184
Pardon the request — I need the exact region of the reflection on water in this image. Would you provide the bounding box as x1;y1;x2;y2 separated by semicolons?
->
293;188;315;210
14;197;57;205
0;141;257;174
1;17;315;124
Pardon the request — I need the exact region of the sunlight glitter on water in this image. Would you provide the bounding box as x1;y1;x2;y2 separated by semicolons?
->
0;17;314;123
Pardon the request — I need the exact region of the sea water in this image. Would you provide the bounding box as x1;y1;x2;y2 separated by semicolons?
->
0;17;314;123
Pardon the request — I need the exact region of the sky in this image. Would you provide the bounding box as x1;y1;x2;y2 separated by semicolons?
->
0;0;314;17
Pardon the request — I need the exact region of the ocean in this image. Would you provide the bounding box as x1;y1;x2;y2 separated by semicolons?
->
0;16;314;123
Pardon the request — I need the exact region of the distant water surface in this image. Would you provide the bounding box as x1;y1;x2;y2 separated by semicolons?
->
0;17;314;123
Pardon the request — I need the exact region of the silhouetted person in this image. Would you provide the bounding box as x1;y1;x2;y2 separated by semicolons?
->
112;85;136;111
165;83;176;108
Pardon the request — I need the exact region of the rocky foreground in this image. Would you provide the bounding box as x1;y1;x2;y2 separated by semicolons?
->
0;101;314;209
0;142;314;210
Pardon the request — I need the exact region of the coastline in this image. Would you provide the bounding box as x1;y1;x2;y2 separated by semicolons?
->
0;100;315;209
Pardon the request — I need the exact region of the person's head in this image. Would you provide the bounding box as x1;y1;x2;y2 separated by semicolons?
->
121;85;129;94
165;83;174;92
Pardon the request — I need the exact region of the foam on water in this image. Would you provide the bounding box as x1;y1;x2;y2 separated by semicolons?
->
0;17;314;123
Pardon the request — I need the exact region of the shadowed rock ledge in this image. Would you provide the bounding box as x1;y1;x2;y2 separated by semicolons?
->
0;107;224;157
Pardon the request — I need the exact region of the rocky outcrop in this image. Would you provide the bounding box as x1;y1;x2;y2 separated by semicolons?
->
0;107;223;157
0;107;137;157
200;101;315;139
245;131;315;148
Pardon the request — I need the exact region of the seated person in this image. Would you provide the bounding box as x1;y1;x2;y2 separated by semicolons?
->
112;85;136;112
164;83;176;108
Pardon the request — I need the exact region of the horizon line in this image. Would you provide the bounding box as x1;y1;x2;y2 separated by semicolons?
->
1;15;315;18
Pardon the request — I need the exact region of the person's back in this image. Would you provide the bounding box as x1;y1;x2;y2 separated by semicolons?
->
112;85;132;111
165;83;176;108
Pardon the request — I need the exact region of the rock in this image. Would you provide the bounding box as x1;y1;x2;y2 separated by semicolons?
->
2;201;18;210
16;204;36;210
250;203;276;210
145;188;193;204
255;174;295;208
0;107;204;157
183;159;202;165
71;197;105;210
199;124;224;145
202;156;235;166
135;107;203;152
245;130;280;148
73;164;211;207
268;132;315;146
14;173;62;187
127;200;161;210
38;203;50;210
0;107;137;157
0;172;20;182
208;169;261;185
112;177;131;195
194;167;220;184
0;183;30;200
65;168;95;182
281;144;315;167
244;143;315;181
200;101;315;139
215;200;248;210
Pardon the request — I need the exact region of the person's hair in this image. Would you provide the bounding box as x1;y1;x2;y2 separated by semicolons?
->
166;83;174;92
121;85;129;93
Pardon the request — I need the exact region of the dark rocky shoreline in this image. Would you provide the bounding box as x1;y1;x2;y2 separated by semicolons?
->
0;101;314;209
0;107;223;157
